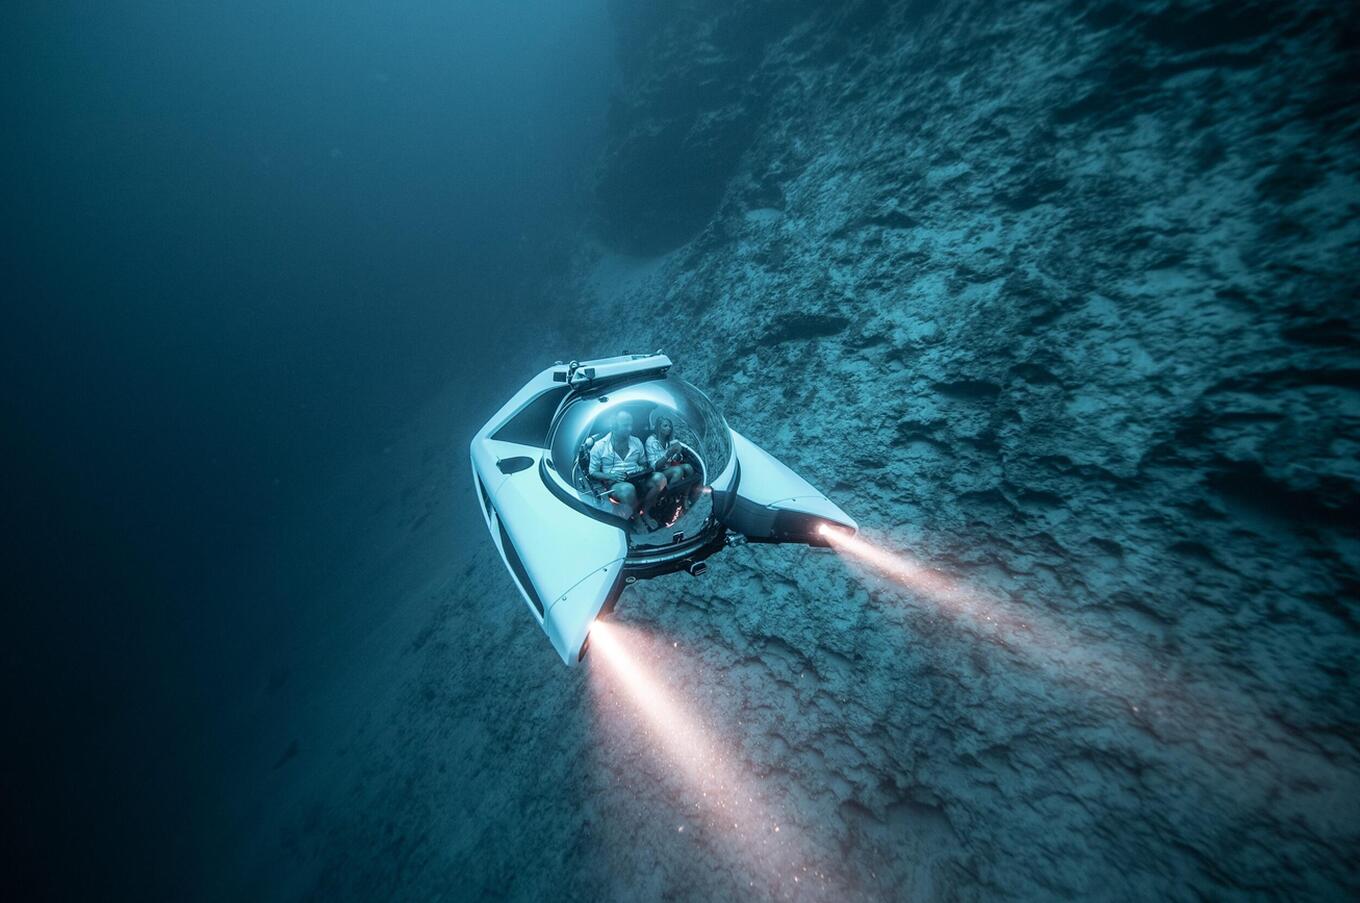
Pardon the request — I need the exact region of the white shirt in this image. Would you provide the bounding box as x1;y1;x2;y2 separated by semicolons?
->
589;432;646;479
645;434;683;468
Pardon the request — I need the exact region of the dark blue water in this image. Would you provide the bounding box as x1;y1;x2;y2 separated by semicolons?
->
5;1;1357;900
3;2;610;898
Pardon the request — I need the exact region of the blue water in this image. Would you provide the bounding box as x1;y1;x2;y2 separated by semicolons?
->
4;1;1357;900
3;2;611;898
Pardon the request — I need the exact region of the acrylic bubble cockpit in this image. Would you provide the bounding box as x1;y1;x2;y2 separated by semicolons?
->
544;375;732;550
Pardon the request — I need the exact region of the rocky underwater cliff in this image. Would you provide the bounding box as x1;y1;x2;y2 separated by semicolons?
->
255;2;1358;900
554;0;1358;898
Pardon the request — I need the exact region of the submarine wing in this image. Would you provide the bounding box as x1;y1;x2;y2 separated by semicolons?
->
471;365;627;665
714;429;857;545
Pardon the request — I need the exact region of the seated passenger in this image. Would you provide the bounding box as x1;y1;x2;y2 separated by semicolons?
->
588;410;666;530
646;416;701;509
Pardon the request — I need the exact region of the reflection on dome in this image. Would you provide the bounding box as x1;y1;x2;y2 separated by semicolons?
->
546;376;731;544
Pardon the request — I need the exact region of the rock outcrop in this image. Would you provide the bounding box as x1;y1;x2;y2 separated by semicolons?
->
572;0;1359;898
264;2;1358;900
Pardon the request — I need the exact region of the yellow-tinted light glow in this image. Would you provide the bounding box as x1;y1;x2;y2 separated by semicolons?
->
821;525;1143;700
820;527;965;611
818;525;1273;746
588;621;830;896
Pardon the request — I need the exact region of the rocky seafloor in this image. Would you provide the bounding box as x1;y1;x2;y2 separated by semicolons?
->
236;2;1358;900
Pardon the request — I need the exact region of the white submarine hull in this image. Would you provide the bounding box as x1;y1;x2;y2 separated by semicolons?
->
470;353;856;665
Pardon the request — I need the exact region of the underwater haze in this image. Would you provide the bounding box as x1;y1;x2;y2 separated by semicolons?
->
4;0;611;897
4;1;1359;901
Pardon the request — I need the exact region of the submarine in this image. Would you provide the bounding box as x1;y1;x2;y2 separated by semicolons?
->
470;352;857;664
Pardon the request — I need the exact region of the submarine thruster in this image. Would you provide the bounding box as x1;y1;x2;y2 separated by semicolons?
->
470;352;857;664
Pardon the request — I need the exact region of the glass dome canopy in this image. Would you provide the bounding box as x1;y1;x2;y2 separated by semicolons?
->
545;375;732;516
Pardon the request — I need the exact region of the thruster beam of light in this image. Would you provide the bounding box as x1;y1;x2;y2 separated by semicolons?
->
816;524;1264;743
588;620;837;898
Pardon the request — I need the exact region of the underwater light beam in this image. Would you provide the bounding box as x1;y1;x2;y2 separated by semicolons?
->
818;524;1158;701
818;522;1092;653
588;621;834;897
818;524;967;609
815;523;1283;755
